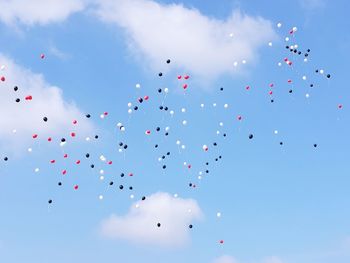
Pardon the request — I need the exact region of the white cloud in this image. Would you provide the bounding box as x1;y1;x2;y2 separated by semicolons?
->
0;54;93;153
100;192;202;247
213;256;285;263
0;0;87;26
95;0;277;81
261;257;285;263
213;255;239;263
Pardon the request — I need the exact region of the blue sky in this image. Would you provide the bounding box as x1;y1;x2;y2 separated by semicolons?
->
0;0;349;263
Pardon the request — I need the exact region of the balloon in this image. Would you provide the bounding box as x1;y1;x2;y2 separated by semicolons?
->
157;223;161;227
249;134;254;139
14;86;18;91
158;72;163;77
135;83;141;89
1;76;5;81
15;98;20;103
74;185;79;190
202;145;208;151
40;54;45;59
166;59;171;64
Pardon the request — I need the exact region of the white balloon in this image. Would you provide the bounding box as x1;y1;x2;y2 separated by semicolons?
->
181;145;186;149
86;137;91;141
0;65;5;70
278;62;282;66
217;212;222;218
292;26;298;32
128;109;132;114
268;42;272;46
242;60;247;64
233;61;238;67
176;140;181;145
224;104;228;109
120;126;126;132
182;120;187;125
99;175;104;180
202;145;208;151
320;69;324;74
118;149;123;153
117;122;122;127
277;22;282;28
164;88;169;93
99;195;104;200
135;83;141;89
28;148;32;152
181;108;186;113
99;169;104;174
302;76;307;80
274;130;279;134
170;110;174;115
213;103;217;107
219;122;224;127
306;93;310;98
198;175;202;180
165;126;170;131
285;37;289;41
200;103;204;108
130;194;134;199
127;102;132;107
34;168;40;173
100;114;105;119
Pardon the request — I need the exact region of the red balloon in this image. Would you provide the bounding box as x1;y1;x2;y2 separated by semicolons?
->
144;95;149;100
62;170;67;175
183;84;188;89
184;75;190;80
63;154;68;158
71;132;76;137
76;160;81;165
74;185;79;190
177;75;182;80
32;134;38;139
73;120;77;125
40;54;45;59
0;76;5;82
25;95;33;100
50;160;55;164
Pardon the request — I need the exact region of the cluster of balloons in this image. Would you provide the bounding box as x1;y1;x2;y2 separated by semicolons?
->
0;23;341;247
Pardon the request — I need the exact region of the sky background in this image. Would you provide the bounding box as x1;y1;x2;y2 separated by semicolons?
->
0;0;349;263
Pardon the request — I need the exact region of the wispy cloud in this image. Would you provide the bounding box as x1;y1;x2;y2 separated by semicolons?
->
299;0;327;11
0;0;87;26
